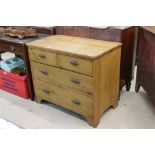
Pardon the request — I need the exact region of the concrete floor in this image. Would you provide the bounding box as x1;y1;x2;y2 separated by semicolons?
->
0;53;155;128
0;117;20;129
0;73;155;128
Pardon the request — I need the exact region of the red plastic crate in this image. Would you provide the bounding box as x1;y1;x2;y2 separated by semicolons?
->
0;70;30;99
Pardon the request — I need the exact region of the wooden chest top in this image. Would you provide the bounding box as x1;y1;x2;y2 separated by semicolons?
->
27;35;122;59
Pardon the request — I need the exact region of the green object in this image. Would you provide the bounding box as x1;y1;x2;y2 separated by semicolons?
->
0;57;25;72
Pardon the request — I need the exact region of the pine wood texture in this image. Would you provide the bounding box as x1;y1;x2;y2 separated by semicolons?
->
27;35;122;127
29;48;57;66
27;35;121;59
54;26;136;91
91;48;121;126
58;54;93;76
34;79;93;117
30;61;93;96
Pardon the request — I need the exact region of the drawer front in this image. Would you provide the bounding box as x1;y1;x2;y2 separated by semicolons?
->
58;54;93;76
28;48;57;66
31;61;93;95
34;79;93;116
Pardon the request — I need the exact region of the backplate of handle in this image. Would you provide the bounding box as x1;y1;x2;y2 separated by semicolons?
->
42;88;50;94
72;99;80;105
38;53;46;59
71;78;80;84
70;59;79;66
40;70;48;75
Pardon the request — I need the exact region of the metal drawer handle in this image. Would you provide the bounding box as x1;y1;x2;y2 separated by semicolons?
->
70;59;79;66
71;78;80;84
38;53;46;59
72;99;80;105
42;88;50;94
10;46;15;51
40;70;48;75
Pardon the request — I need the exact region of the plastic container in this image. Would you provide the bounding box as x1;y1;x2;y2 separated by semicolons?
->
0;69;30;99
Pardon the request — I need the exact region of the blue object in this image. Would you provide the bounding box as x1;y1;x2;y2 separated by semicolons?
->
0;57;25;72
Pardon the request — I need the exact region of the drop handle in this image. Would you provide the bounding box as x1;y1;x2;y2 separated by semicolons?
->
42;88;50;94
40;70;48;75
70;59;79;66
38;53;46;59
71;78;80;84
72;99;80;105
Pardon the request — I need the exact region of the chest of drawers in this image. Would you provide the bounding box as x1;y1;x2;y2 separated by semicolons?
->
27;35;122;127
54;26;136;91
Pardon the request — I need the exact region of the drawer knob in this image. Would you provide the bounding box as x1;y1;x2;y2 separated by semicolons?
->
42;88;50;94
40;70;48;75
38;53;46;59
70;59;79;66
72;99;80;105
71;78;80;84
10;46;15;51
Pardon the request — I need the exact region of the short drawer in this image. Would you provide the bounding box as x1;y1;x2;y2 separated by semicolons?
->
58;54;93;76
28;48;57;66
31;61;93;95
34;79;93;116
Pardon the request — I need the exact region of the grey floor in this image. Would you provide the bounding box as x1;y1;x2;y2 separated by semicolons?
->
0;68;155;128
0;117;20;129
0;51;155;128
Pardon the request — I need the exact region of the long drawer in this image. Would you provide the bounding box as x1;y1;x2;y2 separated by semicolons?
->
28;48;57;66
33;79;93;116
31;61;93;95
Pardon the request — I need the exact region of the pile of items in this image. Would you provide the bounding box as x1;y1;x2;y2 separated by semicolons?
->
0;27;37;39
0;54;29;99
0;56;25;75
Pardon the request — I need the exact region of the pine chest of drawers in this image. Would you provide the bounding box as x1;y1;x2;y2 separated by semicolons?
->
27;35;122;127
